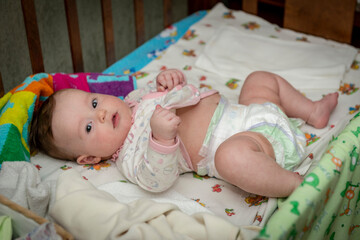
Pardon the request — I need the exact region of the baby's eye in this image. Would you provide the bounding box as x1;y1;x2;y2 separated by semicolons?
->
86;122;92;133
92;99;98;108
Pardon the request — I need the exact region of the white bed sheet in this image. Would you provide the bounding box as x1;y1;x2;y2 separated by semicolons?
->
195;25;357;90
31;2;360;227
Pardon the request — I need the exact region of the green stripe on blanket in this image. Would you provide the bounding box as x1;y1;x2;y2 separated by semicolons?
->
259;112;360;239
0;74;54;166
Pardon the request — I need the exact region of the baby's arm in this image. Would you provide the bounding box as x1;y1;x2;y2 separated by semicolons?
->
133;105;181;192
150;105;181;145
127;70;186;192
135;136;183;192
156;69;186;92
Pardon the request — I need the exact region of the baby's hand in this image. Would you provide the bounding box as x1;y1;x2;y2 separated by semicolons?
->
156;69;186;92
150;105;181;145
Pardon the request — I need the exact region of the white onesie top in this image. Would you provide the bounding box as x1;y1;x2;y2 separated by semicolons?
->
116;84;217;192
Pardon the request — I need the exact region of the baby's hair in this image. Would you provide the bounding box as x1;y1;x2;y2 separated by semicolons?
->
29;90;74;160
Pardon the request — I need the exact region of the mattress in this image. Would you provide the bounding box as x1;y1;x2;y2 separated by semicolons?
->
25;2;360;237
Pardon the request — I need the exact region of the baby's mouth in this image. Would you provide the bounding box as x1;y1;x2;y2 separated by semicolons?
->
112;112;119;128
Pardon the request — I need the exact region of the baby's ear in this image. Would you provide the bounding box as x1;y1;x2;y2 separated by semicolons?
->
76;155;102;165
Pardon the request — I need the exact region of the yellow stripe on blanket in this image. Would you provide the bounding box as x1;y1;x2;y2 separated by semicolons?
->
0;73;54;164
0;91;37;152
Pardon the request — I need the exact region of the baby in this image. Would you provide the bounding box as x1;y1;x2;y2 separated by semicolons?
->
30;69;338;197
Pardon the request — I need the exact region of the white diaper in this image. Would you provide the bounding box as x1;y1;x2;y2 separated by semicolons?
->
197;96;306;178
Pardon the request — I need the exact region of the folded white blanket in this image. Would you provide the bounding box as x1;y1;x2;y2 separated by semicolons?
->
98;181;212;216
195;26;357;90
50;169;261;239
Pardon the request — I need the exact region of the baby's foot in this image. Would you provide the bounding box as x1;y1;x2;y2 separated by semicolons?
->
307;92;339;129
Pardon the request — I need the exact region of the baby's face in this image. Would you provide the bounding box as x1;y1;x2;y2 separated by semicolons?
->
52;89;132;162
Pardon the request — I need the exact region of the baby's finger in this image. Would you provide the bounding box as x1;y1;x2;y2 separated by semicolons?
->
175;70;185;85
164;73;174;90
162;109;178;119
161;110;176;120
157;85;165;92
175;70;183;83
154;106;173;119
169;115;181;126
170;72;180;87
157;76;167;88
153;105;165;116
158;109;177;121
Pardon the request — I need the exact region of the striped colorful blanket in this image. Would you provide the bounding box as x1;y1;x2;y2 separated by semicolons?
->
0;73;136;167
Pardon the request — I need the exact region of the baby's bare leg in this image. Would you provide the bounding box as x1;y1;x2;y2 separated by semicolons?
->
214;132;303;197
239;71;338;128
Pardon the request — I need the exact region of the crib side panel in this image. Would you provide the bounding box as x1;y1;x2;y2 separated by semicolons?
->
0;0;189;96
0;1;33;95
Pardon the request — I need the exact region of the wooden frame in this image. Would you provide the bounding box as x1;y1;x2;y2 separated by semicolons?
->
0;0;188;98
0;72;4;98
64;0;84;73
0;194;73;239
1;0;359;98
187;0;220;14
242;0;357;44
134;0;145;47
21;0;45;74
101;0;116;67
284;0;356;44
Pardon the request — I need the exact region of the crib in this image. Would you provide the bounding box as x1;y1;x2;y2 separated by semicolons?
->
1;0;360;239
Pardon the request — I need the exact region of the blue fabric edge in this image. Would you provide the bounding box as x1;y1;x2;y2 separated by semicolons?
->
103;10;207;76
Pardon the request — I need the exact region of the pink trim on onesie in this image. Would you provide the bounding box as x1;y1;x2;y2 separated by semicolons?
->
142;91;167;100
149;134;194;170
149;134;180;154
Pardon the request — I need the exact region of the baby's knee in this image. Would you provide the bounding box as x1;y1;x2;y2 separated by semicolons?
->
214;133;275;170
246;71;273;81
242;71;278;92
214;134;261;169
214;140;245;178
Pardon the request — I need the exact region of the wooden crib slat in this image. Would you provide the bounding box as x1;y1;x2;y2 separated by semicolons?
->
0;194;74;240
284;0;356;43
101;0;116;67
64;0;84;73
163;0;172;28
259;0;284;8
355;11;360;28
0;72;4;98
242;0;258;14
134;0;145;47
21;0;45;74
187;0;220;14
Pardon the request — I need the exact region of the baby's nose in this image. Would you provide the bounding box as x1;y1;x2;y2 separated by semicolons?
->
97;109;106;123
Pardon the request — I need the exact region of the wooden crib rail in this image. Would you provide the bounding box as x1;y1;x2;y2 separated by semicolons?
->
64;0;84;73
134;0;146;47
20;0;128;76
3;0;357;98
21;0;44;74
0;194;74;240
242;0;357;44
0;0;194;97
0;73;4;98
284;0;356;44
